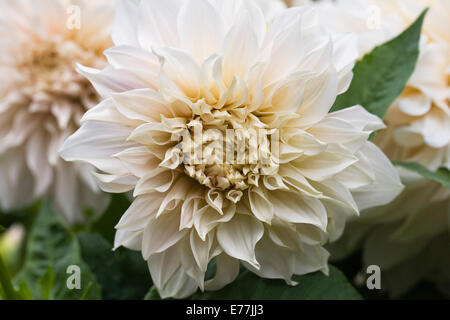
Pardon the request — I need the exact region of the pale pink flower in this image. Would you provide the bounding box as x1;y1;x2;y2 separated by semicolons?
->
0;0;113;224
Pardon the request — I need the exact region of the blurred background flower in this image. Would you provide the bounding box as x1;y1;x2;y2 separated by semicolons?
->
0;0;114;225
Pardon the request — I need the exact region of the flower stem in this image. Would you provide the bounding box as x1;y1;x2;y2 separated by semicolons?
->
0;253;18;300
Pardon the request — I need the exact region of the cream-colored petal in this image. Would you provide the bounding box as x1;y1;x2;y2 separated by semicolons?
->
293;149;358;182
142;212;187;259
270;190;328;230
134;168;179;196
112;0;140;46
295;244;329;276
59;121;134;174
178;0;225;63
204;253;240;291
137;0;182;50
114;229;143;251
244;235;297;285
217;214;264;269
351;142;404;211
155;47;201;100
249;186;274;223
93;172;137;193
77;64;149;98
114;146;162;178
105;45;159;89
156;264;198;299
194;204;236;241
147;244;181;291
116;193;163;231
111;88;177;122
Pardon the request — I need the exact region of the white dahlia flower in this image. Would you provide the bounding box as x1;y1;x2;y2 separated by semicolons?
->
0;0;113;224
299;0;450;296
60;0;402;299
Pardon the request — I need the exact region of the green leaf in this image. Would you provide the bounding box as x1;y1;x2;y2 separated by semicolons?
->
144;286;162;300
0;225;5;233
331;9;428;117
16;282;33;300
394;162;450;189
0;253;22;300
78;232;151;300
14;201;101;300
192;266;362;300
80;282;97;300
91;194;131;243
38;267;55;300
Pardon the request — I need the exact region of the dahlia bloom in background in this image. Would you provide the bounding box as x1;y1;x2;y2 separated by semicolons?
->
295;0;450;296
60;0;403;299
0;0;113;224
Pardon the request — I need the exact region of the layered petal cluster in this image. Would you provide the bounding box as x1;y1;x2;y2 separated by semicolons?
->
0;0;113;224
296;0;450;296
61;0;402;298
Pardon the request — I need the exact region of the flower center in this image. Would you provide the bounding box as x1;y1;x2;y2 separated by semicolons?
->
165;106;280;202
